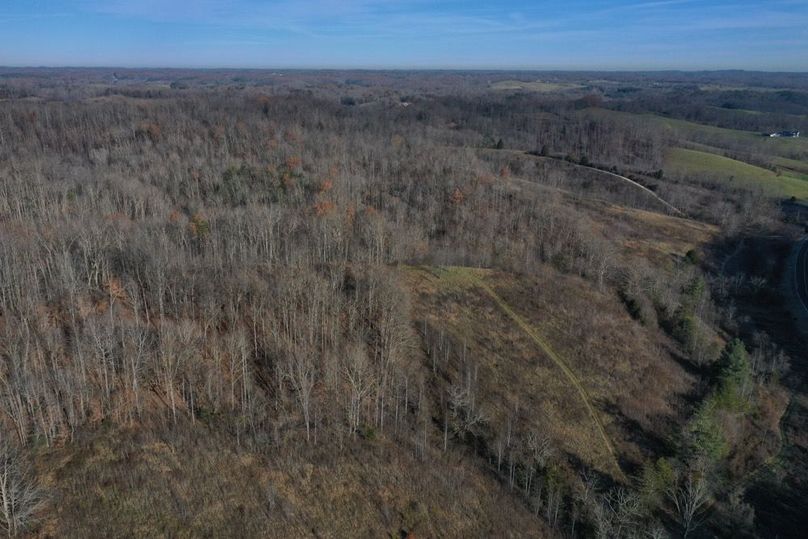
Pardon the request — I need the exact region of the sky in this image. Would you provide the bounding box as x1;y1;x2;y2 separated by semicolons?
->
1;0;807;70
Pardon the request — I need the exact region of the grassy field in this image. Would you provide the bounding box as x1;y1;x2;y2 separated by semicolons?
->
665;147;808;199
591;202;718;264
773;156;808;178
403;264;694;477
473;146;719;263
586;108;808;162
39;425;547;538
697;84;786;93
417;266;623;476
491;80;583;93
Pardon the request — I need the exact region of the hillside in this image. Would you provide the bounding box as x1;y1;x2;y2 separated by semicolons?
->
0;69;804;538
665;147;808;200
37;425;549;537
404;265;694;473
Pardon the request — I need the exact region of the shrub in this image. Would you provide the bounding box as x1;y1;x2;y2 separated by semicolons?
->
714;339;752;411
640;458;676;506
687;401;729;460
618;288;656;326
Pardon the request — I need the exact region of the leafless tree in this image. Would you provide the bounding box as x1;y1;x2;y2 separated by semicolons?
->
286;347;317;443
343;344;374;437
668;472;711;538
0;440;43;537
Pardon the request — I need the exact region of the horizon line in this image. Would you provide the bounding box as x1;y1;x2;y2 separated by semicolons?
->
2;65;808;74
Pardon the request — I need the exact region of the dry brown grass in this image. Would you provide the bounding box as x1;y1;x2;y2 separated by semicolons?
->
578;200;718;266
36;425;549;538
404;264;695;476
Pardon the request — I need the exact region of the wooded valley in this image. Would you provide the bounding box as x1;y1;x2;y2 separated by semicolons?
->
0;69;806;537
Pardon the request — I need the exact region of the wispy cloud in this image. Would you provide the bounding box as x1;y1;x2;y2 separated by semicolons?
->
3;0;807;69
81;0;559;35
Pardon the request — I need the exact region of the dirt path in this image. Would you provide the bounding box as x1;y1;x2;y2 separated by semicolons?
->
475;147;685;217
466;272;625;480
571;162;685;217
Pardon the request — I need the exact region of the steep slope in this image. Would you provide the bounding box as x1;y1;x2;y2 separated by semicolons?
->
404;264;696;480
37;425;550;538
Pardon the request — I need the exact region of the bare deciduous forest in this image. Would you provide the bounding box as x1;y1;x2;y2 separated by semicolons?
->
0;69;807;537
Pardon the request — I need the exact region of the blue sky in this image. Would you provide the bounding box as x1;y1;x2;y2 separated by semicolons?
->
1;0;807;70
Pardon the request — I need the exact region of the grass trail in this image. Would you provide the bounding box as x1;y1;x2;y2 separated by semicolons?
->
475;146;684;216
464;271;624;479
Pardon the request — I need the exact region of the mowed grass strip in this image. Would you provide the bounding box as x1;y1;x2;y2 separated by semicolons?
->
420;266;624;479
665;147;808;200
470;276;624;480
585;108;808;162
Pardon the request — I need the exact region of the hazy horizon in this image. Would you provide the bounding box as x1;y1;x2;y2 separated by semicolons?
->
3;66;808;74
2;0;807;71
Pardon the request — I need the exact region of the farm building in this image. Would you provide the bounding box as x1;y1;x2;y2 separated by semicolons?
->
768;130;800;138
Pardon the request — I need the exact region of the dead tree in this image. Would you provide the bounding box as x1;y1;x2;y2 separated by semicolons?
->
668;472;710;538
0;441;42;537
